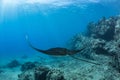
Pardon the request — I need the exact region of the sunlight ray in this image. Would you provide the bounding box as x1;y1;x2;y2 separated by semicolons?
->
0;0;101;22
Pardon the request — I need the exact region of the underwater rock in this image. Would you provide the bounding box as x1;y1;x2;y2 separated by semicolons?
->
18;66;49;80
104;40;120;72
6;59;21;68
18;66;65;80
101;45;119;71
46;69;65;80
18;70;34;80
0;69;4;74
91;39;110;56
114;16;120;40
87;16;117;41
68;34;90;49
69;15;120;73
34;66;50;80
20;62;37;72
69;34;108;60
67;34;95;60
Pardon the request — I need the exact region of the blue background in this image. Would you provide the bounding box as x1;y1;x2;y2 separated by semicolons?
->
0;1;120;57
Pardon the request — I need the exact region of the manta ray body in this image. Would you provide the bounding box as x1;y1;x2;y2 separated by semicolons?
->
29;46;84;56
26;35;100;65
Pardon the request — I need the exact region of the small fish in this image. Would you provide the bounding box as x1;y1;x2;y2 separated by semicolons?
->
26;35;100;65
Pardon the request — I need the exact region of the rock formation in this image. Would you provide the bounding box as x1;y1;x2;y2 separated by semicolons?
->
69;15;120;73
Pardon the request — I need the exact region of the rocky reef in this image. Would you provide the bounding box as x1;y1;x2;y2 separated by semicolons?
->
18;66;65;80
6;59;21;68
17;15;120;80
69;15;120;74
20;62;37;71
2;15;120;80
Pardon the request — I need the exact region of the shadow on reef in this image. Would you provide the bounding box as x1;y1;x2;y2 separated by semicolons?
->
69;15;120;73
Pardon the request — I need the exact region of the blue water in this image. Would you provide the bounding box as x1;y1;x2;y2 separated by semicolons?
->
0;0;120;58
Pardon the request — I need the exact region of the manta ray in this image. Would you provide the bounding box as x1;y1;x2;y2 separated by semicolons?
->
26;35;100;65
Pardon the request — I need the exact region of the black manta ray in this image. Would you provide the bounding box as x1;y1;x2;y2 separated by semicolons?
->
26;35;100;65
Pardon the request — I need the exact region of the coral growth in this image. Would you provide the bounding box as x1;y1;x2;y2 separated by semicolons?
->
18;66;65;80
87;17;117;41
6;59;21;68
46;69;65;80
20;62;38;71
69;15;120;73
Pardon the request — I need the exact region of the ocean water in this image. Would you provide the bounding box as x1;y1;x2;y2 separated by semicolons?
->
0;0;120;80
0;0;120;66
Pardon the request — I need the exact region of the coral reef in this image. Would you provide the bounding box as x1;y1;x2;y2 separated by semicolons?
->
69;15;120;73
87;16;117;41
0;69;4;74
6;59;21;68
18;66;65;80
20;62;39;71
2;15;120;80
46;69;65;80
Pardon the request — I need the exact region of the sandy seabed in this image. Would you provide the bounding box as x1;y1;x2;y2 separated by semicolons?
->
0;52;120;80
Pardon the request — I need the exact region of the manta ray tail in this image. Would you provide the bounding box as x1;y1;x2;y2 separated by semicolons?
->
69;55;100;65
25;35;46;53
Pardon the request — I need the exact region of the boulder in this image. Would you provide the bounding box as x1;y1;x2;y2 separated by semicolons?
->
6;59;21;68
20;62;37;72
18;66;65;80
